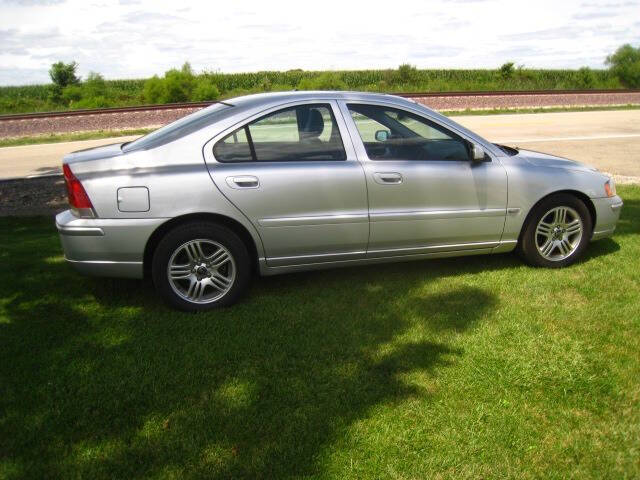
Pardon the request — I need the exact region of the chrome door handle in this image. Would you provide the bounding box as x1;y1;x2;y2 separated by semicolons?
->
373;172;403;185
226;175;260;189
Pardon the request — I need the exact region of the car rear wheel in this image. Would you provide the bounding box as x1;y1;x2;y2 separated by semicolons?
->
152;222;250;311
519;194;592;268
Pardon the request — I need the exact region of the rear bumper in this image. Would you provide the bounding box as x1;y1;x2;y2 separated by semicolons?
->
64;258;143;278
591;195;623;241
56;210;166;279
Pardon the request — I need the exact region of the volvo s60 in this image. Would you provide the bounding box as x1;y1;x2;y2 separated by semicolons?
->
56;92;623;311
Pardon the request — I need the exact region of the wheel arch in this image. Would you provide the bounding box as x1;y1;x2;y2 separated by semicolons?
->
143;212;260;279
518;189;597;243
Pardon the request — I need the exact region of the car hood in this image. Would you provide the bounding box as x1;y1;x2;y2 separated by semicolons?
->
516;148;598;173
63;142;125;164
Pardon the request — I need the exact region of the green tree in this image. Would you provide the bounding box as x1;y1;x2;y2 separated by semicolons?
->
83;72;107;98
396;63;418;84
47;86;63;105
49;61;80;88
606;44;640;88
163;63;195;102
142;62;196;103
143;75;165;104
192;77;220;101
500;62;515;79
61;85;82;104
576;67;595;89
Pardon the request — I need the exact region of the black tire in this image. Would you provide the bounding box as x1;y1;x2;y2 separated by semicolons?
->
152;222;251;312
518;193;593;268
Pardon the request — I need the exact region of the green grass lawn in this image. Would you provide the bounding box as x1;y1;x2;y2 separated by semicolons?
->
1;187;639;479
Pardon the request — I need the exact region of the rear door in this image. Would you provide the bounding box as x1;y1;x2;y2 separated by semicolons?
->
204;101;369;267
339;101;508;257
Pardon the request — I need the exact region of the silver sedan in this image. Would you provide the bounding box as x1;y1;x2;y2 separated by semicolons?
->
56;92;623;311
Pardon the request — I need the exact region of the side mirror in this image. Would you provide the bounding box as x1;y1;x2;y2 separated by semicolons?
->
375;130;390;142
471;143;485;162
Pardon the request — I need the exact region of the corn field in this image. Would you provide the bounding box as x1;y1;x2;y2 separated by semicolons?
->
0;68;622;115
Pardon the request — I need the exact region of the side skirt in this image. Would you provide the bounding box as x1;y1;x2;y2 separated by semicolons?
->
259;247;502;276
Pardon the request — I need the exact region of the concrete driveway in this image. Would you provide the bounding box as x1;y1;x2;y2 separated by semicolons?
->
0;136;141;179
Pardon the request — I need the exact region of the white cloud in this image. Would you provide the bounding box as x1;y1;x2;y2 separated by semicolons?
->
0;0;638;85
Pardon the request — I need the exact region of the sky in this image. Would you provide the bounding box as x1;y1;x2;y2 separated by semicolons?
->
0;0;638;86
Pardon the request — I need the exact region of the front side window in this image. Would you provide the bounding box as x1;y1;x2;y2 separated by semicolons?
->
213;104;346;162
347;104;471;161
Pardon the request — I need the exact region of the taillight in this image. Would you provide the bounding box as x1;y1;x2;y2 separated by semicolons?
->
63;164;95;217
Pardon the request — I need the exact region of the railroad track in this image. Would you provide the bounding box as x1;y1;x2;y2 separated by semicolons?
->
2;89;639;121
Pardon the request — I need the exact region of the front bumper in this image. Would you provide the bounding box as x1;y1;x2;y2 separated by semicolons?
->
591;195;623;241
56;210;166;279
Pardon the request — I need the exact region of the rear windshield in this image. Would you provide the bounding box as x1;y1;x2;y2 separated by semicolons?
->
122;102;232;152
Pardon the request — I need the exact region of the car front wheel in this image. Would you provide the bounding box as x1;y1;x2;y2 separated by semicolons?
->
152;222;250;311
519;193;593;268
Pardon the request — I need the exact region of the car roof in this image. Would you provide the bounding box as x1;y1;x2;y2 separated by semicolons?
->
227;90;419;110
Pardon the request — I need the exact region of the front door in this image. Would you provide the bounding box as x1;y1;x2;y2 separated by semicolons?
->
205;101;369;267
341;102;508;257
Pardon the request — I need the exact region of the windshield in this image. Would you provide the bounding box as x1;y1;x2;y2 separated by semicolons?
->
122;102;232;152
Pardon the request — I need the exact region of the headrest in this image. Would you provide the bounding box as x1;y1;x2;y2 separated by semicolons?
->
298;108;324;138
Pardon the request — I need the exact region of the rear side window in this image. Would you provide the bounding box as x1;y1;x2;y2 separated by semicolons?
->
213;104;346;162
212;126;253;162
347;104;471;161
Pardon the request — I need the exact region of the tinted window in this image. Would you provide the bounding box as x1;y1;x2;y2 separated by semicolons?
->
348;104;471;161
213;126;253;162
213;104;346;162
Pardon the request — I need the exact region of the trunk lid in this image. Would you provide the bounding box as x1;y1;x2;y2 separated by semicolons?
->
63;142;125;165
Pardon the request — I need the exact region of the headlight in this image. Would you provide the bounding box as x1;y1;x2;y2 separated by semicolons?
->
604;178;616;197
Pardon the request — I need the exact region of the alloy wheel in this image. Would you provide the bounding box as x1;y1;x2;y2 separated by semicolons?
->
535;206;583;262
167;239;236;303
